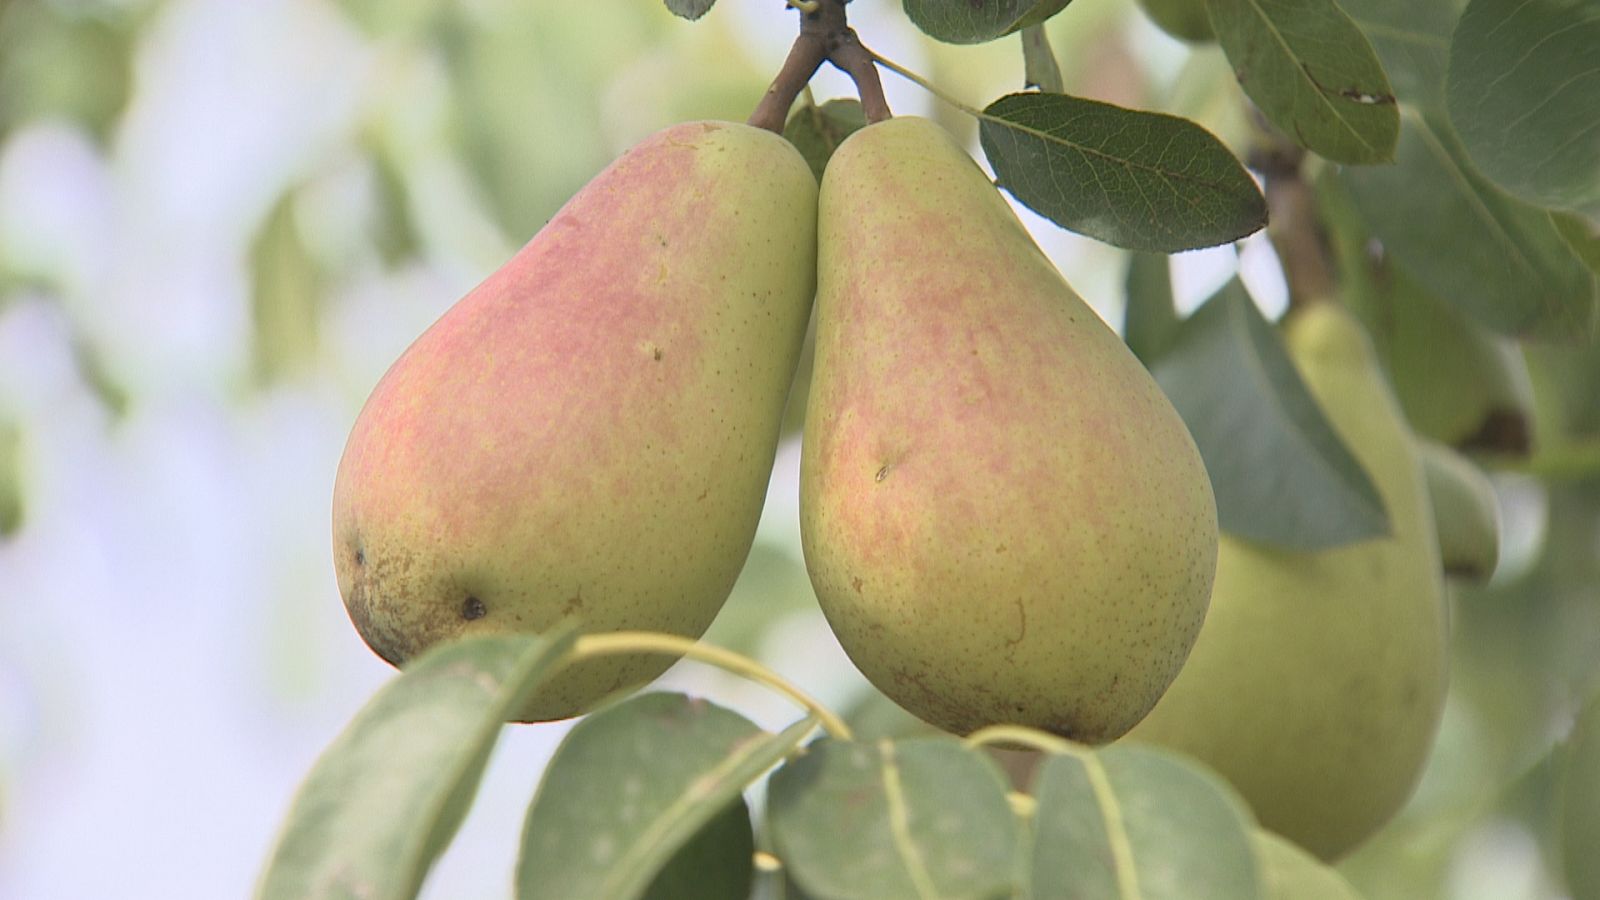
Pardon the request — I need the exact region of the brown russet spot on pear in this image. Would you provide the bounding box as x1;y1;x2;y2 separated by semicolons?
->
1126;303;1450;861
332;121;817;721
799;116;1218;744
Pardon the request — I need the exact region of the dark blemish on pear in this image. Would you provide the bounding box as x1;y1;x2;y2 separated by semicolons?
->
462;595;487;620
874;464;890;482
353;546;365;566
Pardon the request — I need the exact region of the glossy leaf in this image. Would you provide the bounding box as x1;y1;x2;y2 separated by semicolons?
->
517;693;815;900
1208;0;1399;164
256;627;579;900
1030;744;1262;899
664;0;716;20
1447;0;1600;216
979;92;1267;252
902;0;1072;44
642;798;754;900
785;99;868;183
1339;0;1458;109
769;737;1019;900
1152;281;1389;549
1341;109;1599;339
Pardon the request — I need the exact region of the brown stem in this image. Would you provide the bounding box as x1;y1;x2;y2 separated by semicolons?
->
1247;139;1336;310
747;0;892;132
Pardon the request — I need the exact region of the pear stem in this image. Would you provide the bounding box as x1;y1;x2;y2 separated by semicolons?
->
1020;25;1064;93
963;723;1086;756
749;0;892;133
868;50;985;119
1246;120;1337;310
567;631;854;740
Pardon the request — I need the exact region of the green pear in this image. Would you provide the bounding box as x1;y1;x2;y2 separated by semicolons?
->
799;117;1218;743
1254;830;1365;900
332;121;817;721
1127;303;1449;860
1563;695;1600;900
1139;0;1216;43
1417;439;1500;582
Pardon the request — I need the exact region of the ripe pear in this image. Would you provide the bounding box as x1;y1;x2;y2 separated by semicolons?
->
332;121;817;721
1127;303;1449;860
1417;439;1500;582
799;116;1218;743
1253;830;1365;900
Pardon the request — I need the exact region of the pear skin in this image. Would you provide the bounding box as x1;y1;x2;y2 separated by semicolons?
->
800;117;1218;743
1128;303;1449;860
332;121;817;721
1417;439;1500;582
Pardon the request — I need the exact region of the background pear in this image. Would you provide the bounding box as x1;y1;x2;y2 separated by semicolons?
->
800;116;1218;743
332;121;817;721
1253;830;1366;900
1417;438;1501;583
1127;303;1449;860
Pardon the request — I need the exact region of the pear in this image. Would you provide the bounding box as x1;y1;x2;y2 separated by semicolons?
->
1417;439;1500;583
332;121;817;721
1253;830;1365;900
1127;303;1449;860
799;117;1218;743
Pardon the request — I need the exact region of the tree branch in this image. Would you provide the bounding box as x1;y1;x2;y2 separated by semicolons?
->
747;0;891;132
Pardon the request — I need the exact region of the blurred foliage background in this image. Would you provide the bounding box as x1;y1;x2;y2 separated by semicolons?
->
0;0;1594;898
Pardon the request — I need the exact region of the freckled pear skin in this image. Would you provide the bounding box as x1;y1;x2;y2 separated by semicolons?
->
799;117;1218;743
332;121;817;721
1127;304;1449;861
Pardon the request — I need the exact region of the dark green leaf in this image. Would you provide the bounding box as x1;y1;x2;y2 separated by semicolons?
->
784;99;868;183
1123;251;1181;365
249;189;322;386
664;0;716;20
769;737;1019;900
642;799;754;900
979;92;1267;252
1339;0;1459;109
1030;744;1262;899
517;693;814;900
0;419;21;537
257;627;579;900
1208;0;1399;163
1152;281;1389;549
1446;0;1600;216
1340;109;1599;339
902;0;1071;44
1554;212;1600;276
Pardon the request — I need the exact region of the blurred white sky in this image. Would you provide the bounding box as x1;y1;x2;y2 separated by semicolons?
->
0;0;1294;896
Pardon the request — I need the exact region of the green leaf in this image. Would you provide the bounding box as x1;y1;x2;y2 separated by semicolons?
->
1140;0;1217;42
1152;281;1389;550
769;737;1019;900
664;0;716;20
1554;212;1600;276
0;3;134;144
1339;0;1459;110
249;189;323;386
256;627;579;900
1123;251;1181;365
517;693;814;900
1030;744;1263;899
979;92;1267;252
0;419;21;538
784;99;868;183
902;0;1072;44
1208;0;1399;164
1340;109;1599;339
1562;692;1600;900
642;799;755;900
1446;0;1600;217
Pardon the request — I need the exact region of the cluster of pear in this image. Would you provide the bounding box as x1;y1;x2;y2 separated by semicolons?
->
332;114;1469;861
